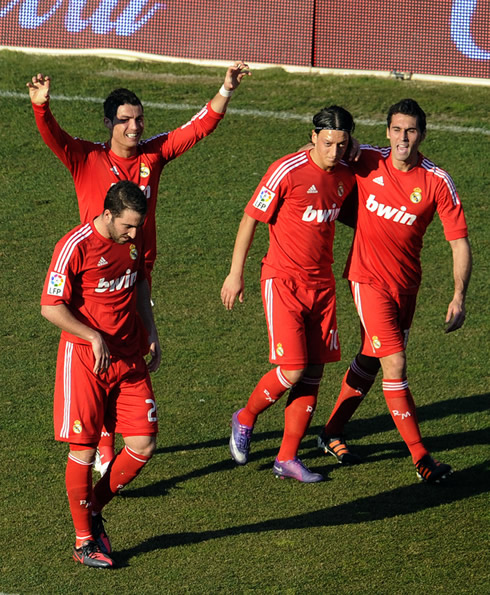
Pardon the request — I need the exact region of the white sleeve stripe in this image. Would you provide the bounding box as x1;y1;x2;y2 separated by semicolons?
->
266;153;308;191
55;224;92;273
359;145;390;158
421;158;460;205
190;106;208;122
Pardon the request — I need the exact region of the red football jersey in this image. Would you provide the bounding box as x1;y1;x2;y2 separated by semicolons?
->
41;221;147;358
345;146;468;294
33;102;224;273
245;151;356;288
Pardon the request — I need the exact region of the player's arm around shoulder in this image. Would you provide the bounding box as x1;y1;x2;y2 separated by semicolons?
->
445;236;472;333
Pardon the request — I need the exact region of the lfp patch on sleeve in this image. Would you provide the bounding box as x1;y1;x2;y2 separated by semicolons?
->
47;272;66;296
253;186;275;212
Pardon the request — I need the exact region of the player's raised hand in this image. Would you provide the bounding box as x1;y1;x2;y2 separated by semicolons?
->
27;73;51;105
221;273;245;311
224;60;252;91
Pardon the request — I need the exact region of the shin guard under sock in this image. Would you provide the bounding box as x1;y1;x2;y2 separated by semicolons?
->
238;367;293;427
92;445;152;512
277;377;320;461
383;378;428;463
324;357;377;436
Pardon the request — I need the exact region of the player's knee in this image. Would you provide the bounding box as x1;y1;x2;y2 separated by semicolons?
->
380;351;406;378
356;353;381;375
68;443;98;463
124;435;157;458
280;367;305;385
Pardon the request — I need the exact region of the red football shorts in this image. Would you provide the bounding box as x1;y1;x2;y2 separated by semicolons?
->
261;277;340;368
53;338;158;444
350;281;417;358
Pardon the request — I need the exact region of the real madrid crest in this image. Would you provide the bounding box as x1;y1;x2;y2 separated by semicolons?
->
410;187;422;204
337;181;345;197
129;243;138;260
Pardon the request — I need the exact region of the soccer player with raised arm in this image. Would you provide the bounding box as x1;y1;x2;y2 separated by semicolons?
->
41;181;159;568
316;99;472;483
28;62;251;474
221;106;356;482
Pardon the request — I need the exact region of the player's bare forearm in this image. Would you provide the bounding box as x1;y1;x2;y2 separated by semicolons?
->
136;279;161;369
210;61;251;114
136;279;157;335
445;237;472;332
41;303;110;372
221;213;258;309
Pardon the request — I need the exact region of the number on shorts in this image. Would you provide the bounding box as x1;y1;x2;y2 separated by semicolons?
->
145;398;157;422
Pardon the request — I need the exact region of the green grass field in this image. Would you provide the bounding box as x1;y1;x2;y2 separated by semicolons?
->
0;50;489;593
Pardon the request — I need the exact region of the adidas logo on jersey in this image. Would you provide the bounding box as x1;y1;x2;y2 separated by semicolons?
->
366;194;417;226
97;256;109;267
373;176;384;186
307;185;318;194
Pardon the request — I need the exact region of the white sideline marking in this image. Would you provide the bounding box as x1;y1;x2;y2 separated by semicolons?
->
4;90;490;136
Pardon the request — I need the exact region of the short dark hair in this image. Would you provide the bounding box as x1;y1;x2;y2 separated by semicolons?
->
312;105;355;134
387;98;426;134
104;181;147;218
103;88;143;121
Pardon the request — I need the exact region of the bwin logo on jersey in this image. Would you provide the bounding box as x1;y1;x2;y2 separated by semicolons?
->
95;268;138;293
302;204;340;223
366;195;417;225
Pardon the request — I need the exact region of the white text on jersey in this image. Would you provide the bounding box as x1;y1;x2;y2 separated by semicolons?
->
302;204;340;223
366;195;417;225
95;269;138;293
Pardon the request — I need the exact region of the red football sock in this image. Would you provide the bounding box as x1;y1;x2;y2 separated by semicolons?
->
383;378;428;463
238;367;293;427
66;452;94;547
92;445;152;512
277;376;320;461
323;358;377;436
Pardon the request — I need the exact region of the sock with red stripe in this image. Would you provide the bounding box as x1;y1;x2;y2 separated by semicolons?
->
323;356;377;436
238;367;293;427
65;452;94;548
277;376;320;461
92;445;152;512
382;378;428;463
